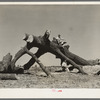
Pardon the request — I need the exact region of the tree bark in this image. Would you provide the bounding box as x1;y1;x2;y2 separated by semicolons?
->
11;47;26;71
24;48;46;70
61;45;91;66
24;47;51;77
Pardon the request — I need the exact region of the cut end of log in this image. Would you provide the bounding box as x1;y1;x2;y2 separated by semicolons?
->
23;33;34;43
0;74;19;80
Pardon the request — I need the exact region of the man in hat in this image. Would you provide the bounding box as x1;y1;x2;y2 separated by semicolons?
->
56;34;67;46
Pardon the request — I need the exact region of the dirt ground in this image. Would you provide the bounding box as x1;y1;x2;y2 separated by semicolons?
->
0;65;100;88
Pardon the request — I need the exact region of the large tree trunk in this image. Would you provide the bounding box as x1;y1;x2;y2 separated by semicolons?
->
24;47;51;77
11;46;51;76
62;46;91;66
24;48;46;70
19;33;87;74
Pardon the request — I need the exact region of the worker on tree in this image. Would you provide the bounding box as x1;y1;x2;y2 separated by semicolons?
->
43;30;51;45
56;34;67;46
44;30;51;39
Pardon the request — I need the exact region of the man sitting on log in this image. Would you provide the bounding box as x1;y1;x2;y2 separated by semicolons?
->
56;34;67;46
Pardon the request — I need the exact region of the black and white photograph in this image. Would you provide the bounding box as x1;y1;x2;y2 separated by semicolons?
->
0;2;100;98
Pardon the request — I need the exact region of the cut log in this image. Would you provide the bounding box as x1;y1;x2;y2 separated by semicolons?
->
0;74;18;80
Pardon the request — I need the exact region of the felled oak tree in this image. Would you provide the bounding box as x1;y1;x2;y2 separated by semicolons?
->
11;31;88;75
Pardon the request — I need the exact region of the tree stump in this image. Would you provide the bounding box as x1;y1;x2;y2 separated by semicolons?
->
0;53;12;73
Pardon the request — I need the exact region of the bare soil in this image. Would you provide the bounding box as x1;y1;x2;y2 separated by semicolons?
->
0;65;100;88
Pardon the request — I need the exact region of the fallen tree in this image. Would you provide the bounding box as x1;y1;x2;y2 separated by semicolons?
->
1;31;99;76
22;32;100;74
10;31;88;75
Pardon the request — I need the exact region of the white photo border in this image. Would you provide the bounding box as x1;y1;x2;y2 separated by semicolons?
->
0;2;100;98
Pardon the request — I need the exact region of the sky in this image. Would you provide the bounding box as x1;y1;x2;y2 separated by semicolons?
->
0;5;100;66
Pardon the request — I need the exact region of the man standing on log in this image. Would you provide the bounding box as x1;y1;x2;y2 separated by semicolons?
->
43;30;51;45
44;30;51;39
